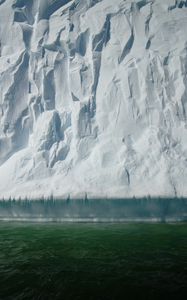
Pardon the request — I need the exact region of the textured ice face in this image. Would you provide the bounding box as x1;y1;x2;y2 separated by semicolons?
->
0;0;187;198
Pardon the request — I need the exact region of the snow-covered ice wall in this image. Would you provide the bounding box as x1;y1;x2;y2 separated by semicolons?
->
0;0;187;199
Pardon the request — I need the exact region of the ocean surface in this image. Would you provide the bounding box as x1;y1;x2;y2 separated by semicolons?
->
0;223;186;300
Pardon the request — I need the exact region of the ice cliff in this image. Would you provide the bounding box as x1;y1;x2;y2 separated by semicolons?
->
0;0;187;198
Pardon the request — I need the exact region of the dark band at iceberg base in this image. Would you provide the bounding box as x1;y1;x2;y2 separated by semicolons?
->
0;197;187;222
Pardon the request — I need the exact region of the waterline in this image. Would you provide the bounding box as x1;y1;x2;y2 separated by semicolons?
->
0;198;187;222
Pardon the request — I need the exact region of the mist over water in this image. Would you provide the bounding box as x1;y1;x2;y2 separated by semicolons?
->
0;198;187;222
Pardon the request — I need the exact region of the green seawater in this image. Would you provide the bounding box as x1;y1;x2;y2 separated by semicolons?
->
0;223;186;300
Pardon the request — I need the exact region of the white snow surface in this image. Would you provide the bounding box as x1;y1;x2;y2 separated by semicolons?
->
0;0;187;199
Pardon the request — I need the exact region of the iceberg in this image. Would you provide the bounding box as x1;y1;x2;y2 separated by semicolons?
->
0;0;187;199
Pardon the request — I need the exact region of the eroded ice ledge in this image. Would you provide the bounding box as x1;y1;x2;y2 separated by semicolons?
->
0;198;186;223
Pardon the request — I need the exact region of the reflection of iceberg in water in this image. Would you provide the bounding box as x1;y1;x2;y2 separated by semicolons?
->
0;198;187;223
